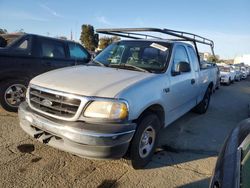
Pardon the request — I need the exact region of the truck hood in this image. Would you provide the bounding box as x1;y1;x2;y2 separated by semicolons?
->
30;65;154;98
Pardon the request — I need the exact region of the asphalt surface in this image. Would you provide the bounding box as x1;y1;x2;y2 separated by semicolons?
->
0;78;249;188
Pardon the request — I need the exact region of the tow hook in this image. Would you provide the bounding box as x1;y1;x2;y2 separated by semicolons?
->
42;134;53;144
34;131;44;139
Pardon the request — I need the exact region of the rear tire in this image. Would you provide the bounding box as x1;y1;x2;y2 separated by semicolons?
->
130;113;161;169
193;87;211;114
0;79;28;112
227;78;231;86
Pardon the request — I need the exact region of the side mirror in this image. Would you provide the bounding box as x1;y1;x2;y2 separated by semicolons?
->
178;61;191;72
172;61;191;76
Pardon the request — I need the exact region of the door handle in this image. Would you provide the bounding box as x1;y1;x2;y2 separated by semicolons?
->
191;79;195;85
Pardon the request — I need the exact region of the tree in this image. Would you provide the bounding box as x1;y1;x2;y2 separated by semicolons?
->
207;55;219;63
98;36;121;50
0;28;7;34
99;37;112;49
111;36;120;42
80;24;99;51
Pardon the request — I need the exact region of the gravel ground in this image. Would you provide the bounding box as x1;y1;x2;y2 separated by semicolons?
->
0;78;249;188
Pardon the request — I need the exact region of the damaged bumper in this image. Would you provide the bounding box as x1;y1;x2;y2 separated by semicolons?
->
18;102;136;159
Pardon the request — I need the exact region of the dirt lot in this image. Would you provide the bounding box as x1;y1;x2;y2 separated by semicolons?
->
0;78;249;188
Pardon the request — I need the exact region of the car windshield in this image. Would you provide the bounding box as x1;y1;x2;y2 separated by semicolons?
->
219;67;230;72
93;41;170;73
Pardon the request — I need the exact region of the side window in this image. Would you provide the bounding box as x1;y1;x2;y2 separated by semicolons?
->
187;46;199;71
17;40;28;50
172;45;190;73
13;38;30;52
69;43;88;59
41;40;65;58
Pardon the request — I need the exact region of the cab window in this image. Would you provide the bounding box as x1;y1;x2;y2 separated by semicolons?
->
69;43;88;59
13;37;31;55
17;40;28;50
41;40;66;58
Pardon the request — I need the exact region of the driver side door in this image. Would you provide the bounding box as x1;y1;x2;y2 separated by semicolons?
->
167;44;197;122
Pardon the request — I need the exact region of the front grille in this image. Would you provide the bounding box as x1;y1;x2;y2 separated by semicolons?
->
29;87;81;118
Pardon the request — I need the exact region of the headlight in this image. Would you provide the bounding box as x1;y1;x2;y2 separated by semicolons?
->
83;101;128;120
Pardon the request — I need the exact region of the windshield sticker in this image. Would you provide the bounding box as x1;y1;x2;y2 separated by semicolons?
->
150;43;168;51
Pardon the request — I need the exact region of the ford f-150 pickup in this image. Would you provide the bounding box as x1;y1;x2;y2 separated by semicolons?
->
18;28;217;169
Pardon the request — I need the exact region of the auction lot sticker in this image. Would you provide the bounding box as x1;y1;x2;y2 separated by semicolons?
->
150;43;168;51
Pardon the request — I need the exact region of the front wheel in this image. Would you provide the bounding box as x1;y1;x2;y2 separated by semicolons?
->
130;113;161;169
0;79;27;112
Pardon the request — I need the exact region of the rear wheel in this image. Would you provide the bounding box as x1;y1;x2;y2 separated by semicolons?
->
227;78;231;86
193;87;211;114
231;77;235;84
0;79;27;112
130;113;161;169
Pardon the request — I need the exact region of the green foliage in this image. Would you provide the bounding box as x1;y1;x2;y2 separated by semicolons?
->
80;24;99;51
99;37;112;49
207;55;219;63
0;28;7;34
98;36;121;49
111;36;120;42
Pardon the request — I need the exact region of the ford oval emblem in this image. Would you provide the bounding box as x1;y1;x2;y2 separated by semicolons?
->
41;99;53;107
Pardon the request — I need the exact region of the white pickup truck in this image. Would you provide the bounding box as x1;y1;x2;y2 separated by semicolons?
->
219;65;236;85
18;28;217;168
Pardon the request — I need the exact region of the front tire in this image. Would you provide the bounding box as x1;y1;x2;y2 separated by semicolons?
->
0;79;27;112
130;113;161;169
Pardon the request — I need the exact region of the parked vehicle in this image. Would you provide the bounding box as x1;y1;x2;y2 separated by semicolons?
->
201;61;220;90
210;118;250;188
230;65;237;82
232;66;243;81
219;66;235;85
19;28;217;169
240;66;248;79
0;34;91;112
246;66;250;76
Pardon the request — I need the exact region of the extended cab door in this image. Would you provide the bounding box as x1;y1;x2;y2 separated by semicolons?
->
67;43;90;65
167;44;198;120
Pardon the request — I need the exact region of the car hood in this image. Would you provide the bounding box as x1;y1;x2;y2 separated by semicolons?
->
30;65;154;98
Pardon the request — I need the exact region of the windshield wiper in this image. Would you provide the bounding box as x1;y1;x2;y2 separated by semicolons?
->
109;63;149;73
89;59;106;67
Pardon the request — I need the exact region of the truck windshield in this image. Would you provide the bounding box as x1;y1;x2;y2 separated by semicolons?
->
219;67;230;72
94;41;170;73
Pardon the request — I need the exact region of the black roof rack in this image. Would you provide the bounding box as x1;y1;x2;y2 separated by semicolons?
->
96;28;215;57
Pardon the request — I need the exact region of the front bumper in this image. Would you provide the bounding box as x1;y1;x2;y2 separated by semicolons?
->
18;102;136;159
220;77;229;83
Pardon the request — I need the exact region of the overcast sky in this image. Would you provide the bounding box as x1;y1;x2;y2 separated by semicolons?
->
0;0;249;59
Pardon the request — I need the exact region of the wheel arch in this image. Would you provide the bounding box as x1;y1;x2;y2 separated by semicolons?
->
135;104;165;128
